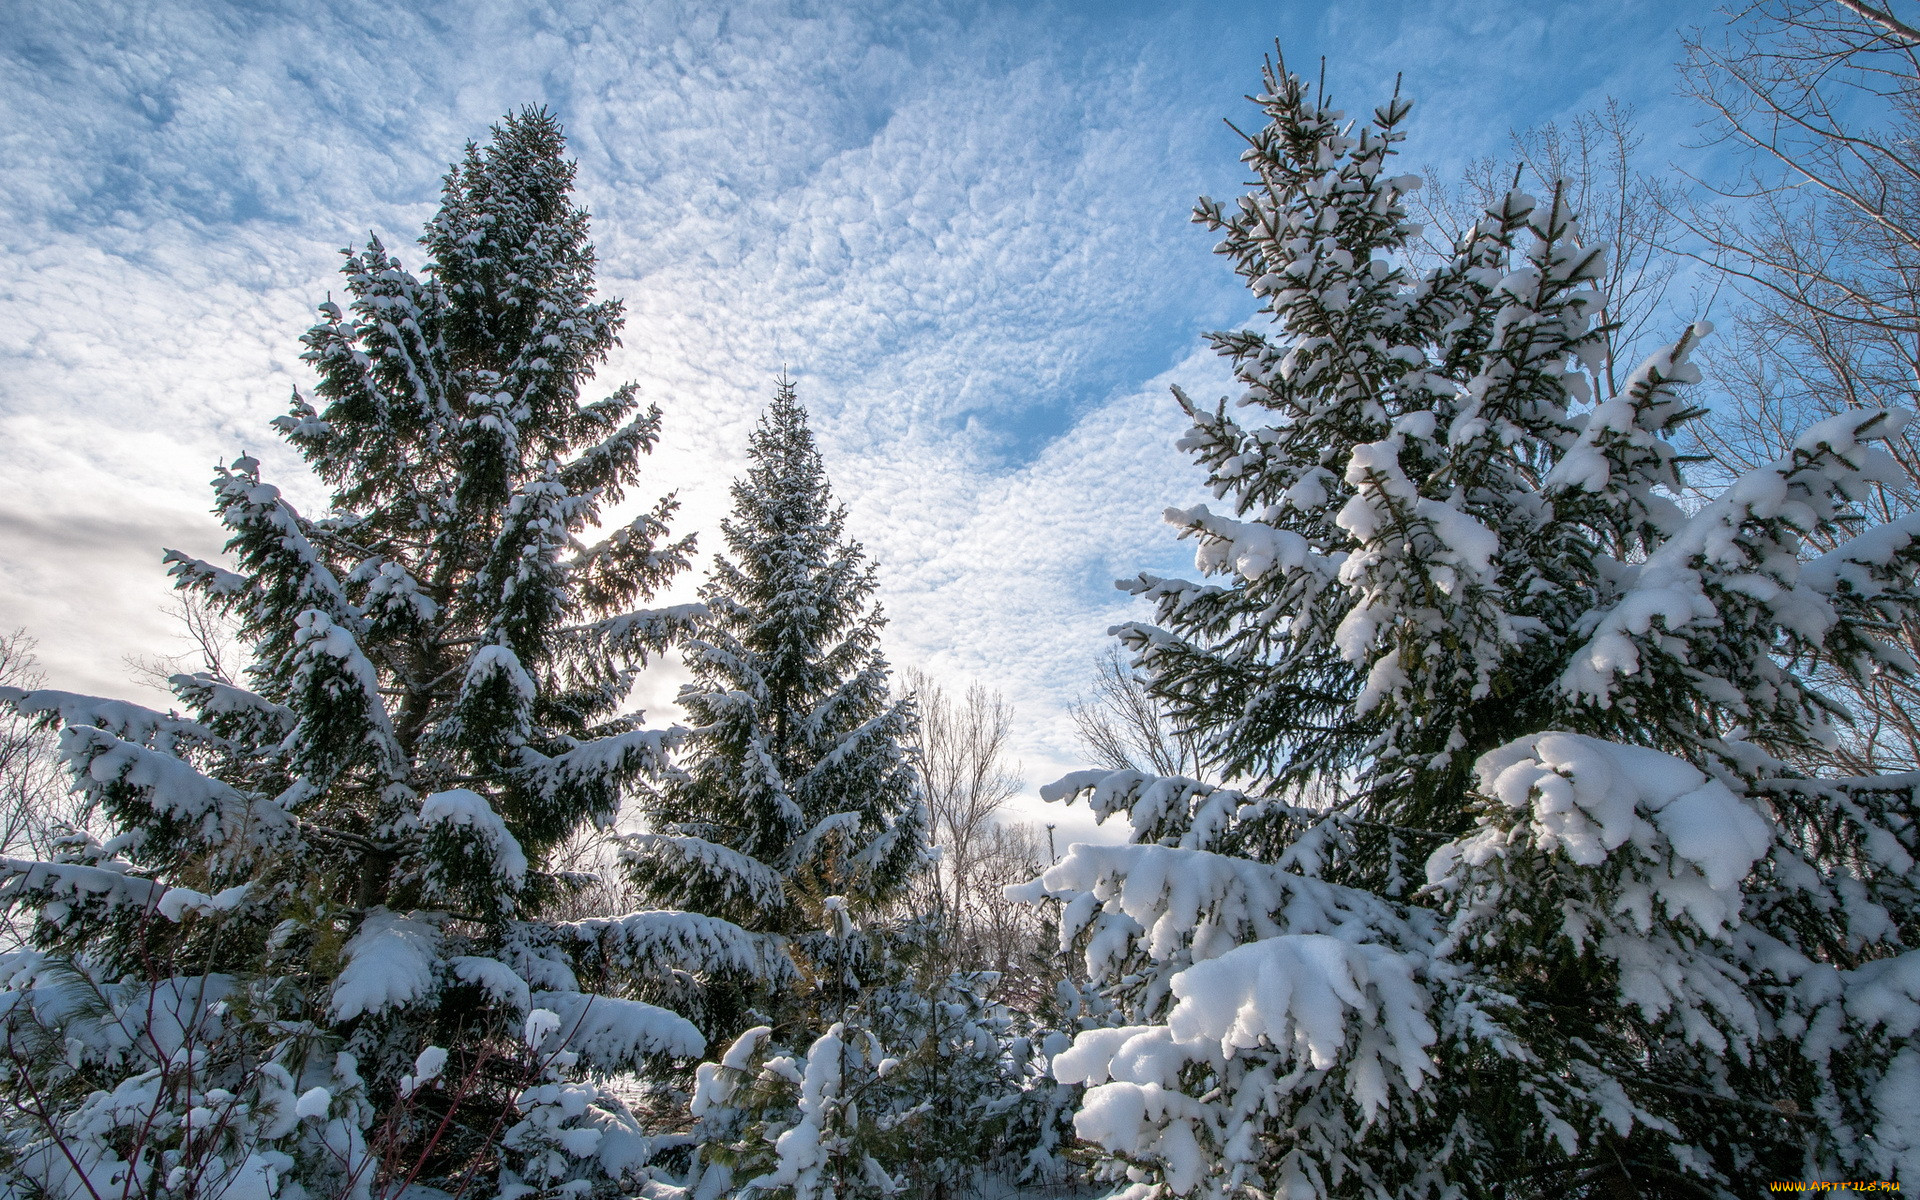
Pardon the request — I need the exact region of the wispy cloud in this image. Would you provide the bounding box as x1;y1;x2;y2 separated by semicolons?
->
0;0;1725;844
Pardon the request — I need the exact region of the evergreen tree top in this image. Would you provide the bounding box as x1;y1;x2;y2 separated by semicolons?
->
711;377;876;711
629;380;924;949
729;375;837;546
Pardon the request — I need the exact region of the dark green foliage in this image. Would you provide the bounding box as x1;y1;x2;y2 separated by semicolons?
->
629;379;925;955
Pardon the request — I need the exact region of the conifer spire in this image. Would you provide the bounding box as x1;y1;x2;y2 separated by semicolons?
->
629;379;925;953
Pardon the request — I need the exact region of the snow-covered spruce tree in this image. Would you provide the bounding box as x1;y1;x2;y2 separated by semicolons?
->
626;382;935;1198
625;379;924;1028
1018;57;1920;1197
0;110;767;1200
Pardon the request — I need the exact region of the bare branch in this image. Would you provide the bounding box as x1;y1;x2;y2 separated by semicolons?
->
1835;0;1920;43
1069;645;1207;779
1683;0;1920;771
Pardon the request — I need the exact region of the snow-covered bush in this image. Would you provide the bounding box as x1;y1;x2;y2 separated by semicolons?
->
997;977;1113;1189
687;1017;901;1200
0;110;752;1200
858;960;1025;1196
677;900;905;1200
677;902;1043;1200
1022;56;1920;1198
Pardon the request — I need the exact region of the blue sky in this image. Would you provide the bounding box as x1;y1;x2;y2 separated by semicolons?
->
0;0;1726;838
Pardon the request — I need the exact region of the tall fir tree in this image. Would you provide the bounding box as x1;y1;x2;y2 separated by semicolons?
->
627;381;936;1199
627;379;924;970
1022;56;1920;1197
0;110;767;1200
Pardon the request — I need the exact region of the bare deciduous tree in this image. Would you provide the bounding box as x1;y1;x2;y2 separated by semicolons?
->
1069;645;1205;779
899;670;1067;1002
956;822;1058;1010
1680;0;1920;770
0;631;81;949
1679;0;1920;364
0;632;66;858
1411;100;1685;401
123;593;242;691
903;669;1022;920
